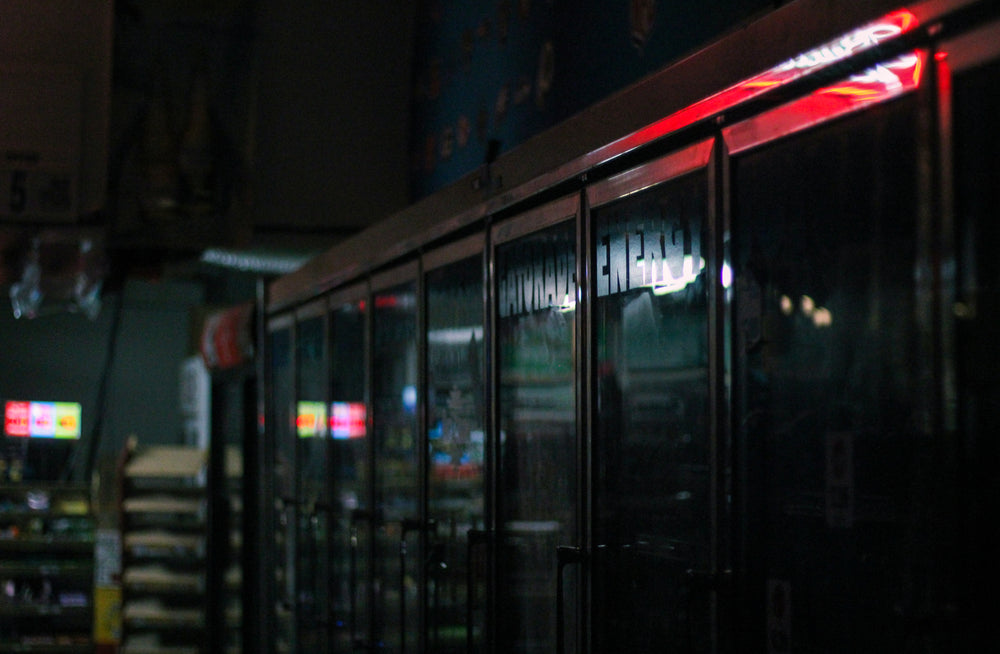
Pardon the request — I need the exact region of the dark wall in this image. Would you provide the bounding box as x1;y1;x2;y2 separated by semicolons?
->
409;0;775;198
109;2;416;250
252;1;417;234
0;279;204;482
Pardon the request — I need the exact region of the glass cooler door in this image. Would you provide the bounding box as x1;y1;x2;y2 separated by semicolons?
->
424;237;486;653
372;267;420;652
953;47;1000;648
588;141;717;654
266;316;297;654
730;91;927;652
294;305;330;652
492;196;580;654
327;285;370;651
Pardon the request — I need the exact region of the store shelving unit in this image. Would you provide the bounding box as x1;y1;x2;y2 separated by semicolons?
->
120;446;208;654
0;484;94;654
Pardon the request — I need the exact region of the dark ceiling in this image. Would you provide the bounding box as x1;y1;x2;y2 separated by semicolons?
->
2;0;416;289
109;0;416;253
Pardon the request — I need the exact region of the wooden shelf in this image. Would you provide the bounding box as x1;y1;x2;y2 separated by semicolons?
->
120;446;208;654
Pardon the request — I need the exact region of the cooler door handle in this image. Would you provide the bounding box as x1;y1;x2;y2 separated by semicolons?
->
398;518;435;653
556;545;585;654
349;508;371;649
466;529;490;653
425;542;447;650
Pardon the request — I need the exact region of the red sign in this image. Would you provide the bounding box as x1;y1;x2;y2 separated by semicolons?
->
200;302;254;370
4;401;30;437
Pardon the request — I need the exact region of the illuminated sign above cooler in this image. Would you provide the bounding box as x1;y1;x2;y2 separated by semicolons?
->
295;401;366;439
296;401;327;438
4;400;82;439
330;402;366;440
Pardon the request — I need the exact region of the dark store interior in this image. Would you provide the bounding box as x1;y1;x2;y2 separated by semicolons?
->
2;1;998;653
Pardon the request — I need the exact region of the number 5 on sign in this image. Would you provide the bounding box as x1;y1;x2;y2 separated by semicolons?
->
1;168;75;218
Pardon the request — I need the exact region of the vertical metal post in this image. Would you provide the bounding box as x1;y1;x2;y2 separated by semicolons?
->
931;44;958;444
417;261;429;654
364;280;377;650
578;187;593;654
249;276;270;654
207;377;228;654
485;224;498;654
707;137;735;653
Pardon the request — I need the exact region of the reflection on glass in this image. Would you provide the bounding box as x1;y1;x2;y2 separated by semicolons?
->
735;97;922;651
328;299;369;650
295;315;329;653
426;254;485;653
592;170;712;653
268;326;296;653
495;221;576;653
296;401;327;438
373;283;419;651
955;60;1000;642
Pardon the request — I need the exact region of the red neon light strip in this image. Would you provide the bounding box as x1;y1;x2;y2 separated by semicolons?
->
612;9;919;152
723;49;927;154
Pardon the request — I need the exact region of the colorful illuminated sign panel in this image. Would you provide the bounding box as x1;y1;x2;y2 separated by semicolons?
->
4;402;30;436
296;401;327;438
4;401;82;439
54;402;82;438
330;402;366;440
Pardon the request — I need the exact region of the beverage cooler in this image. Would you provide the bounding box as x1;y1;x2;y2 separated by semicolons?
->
493;202;579;654
254;0;1000;651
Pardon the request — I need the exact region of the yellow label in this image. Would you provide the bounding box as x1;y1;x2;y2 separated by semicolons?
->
93;586;122;644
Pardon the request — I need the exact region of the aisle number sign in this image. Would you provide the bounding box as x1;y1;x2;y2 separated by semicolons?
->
2;65;82;221
1;168;75;218
4;401;82;439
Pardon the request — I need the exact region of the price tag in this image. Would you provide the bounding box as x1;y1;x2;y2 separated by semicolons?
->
0;167;76;219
